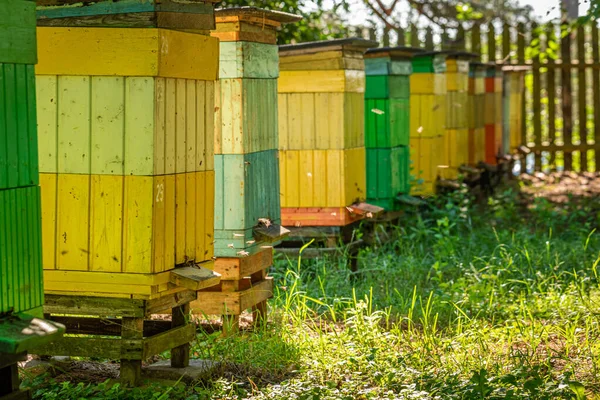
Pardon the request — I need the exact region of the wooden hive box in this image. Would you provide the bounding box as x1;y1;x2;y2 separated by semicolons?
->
467;62;487;165
444;52;476;179
211;8;300;257
364;46;422;210
278;38;380;226
484;64;501;164
502;66;529;155
409;52;448;195
35;7;219;299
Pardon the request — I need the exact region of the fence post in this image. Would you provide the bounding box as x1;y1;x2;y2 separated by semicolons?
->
472;23;481;58
561;20;574;171
502;22;511;63
411;24;420;48
396;27;405;47
546;22;557;169
577;24;588;171
487;22;496;63
383;26;390;47
593;23;600;170
531;22;542;171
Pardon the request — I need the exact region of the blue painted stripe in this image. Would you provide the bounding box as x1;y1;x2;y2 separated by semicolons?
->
37;0;212;18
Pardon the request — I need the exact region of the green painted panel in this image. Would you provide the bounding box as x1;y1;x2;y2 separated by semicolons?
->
366;146;410;210
365;99;409;148
0;0;36;64
0;63;39;190
0;186;44;315
214;150;281;254
365;76;410;99
412;54;447;74
220;41;279;79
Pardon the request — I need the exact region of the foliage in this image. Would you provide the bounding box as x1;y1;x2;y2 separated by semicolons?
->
216;0;351;43
23;187;600;399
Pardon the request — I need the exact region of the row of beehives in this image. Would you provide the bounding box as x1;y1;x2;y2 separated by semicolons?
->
0;2;529;312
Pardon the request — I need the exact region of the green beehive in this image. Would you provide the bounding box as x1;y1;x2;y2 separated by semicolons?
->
364;47;422;211
212;8;300;257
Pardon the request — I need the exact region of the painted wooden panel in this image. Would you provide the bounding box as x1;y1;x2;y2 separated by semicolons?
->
365;58;412;76
214;150;281;255
36;27;218;81
413;54;447;74
0;0;37;64
37;76;214;175
468;127;486;165
215;79;277;154
278;70;365;93
279;50;365;71
365;75;410;99
0;63;39;189
365;98;410;148
0;186;44;316
278;92;364;150
410;73;446;95
366;146;410;210
446;92;469;129
409;135;445;195
409;94;446;138
219;41;278;79
40;171;214;275
279;148;366;208
444;129;469;170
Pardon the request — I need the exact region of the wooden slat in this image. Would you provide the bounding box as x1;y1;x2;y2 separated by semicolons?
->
577;24;588;171
502;22;511;63
456;24;465;51
561;21;574;171
546;23;557;169
425;27;434;50
396;27;405;47
531;22;542;170
410;24;419;48
517;22;527;155
383;26;390;47
487;22;496;63
593;23;600;169
471;24;481;57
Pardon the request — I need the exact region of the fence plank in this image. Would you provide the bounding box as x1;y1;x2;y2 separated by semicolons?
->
546;23;557;169
517;22;527;156
383;26;390;47
488;22;496;63
561;21;574;171
410;24;419;48
396;27;405;47
593;23;600;170
425;26;434;50
502;22;511;63
471;24;481;58
369;27;377;42
577;24;588;171
532;25;543;169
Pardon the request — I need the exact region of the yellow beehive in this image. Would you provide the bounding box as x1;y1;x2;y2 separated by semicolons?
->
502;66;529;154
36;27;218;298
278;38;377;226
468;62;487;165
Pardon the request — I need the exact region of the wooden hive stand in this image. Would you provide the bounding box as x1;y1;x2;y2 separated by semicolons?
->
31;266;219;387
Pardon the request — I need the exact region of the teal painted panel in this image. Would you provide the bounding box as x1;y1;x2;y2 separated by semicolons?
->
0;185;44;315
0;0;36;65
220;41;279;79
214;150;281;254
366;146;410;210
365;57;412;76
214;229;281;257
0;63;39;190
365;99;409;148
36;0;213;18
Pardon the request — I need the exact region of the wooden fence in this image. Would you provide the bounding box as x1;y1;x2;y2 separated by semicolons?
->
356;22;600;173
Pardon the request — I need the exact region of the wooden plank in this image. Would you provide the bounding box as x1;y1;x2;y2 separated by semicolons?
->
280;207;366;227
0;0;36;64
531;22;542;171
593;23;600;169
125;77;155;176
502;22;511;63
169;266;220;291
0;318;65;354
487;22;496;63
193;278;272;315
44;295;145;317
547;23;557;168
170;303;190;368
36;76;58;174
471;24;481;57
36;28;218;81
278;70;365;93
142;323;194;361
219;41;279;79
44;270;171;286
120;317;143;385
56;174;90;271
214;249;272;280
145;289;197;315
562;21;574;171
122;177;153;274
577;24;588;171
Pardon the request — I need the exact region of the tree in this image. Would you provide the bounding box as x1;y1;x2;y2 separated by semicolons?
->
361;0;534;30
217;0;351;44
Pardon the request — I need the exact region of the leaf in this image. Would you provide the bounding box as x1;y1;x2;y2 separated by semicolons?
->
568;381;586;400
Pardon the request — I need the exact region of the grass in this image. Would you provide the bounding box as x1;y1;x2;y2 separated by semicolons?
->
24;185;600;399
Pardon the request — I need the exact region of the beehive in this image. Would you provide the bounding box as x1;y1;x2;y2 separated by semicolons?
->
468;62;486;165
211;8;300;257
484;64;503;164
0;0;44;319
410;52;447;195
502;66;529;155
278;38;377;226
444;52;475;178
364;47;422;210
35;0;219;299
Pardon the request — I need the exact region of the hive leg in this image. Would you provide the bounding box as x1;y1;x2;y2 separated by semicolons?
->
171;303;190;368
251;270;268;326
120;317;143;386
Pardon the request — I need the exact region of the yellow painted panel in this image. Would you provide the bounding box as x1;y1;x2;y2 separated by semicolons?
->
45;281;156;296
40;174;57;270
185;173;197;261
175;173;186;265
277;92;289;151
123;176;153;274
176;79;187;173
446;72;469;93
36;76;58;173
152;175;167;274
164;174;176;271
326;150;343;206
125;77;155;176
217;79;244;154
57;174;90;271
194;172;206;262
279;151;288;207
344;147;366;205
278;70;365;93
155;78;167;175
204;81;215;172
194;81;206;172
410;73;446;95
165;78;177;174
36;27;219;80
410;95;421;138
44;270;171;286
89;175;124;272
313;150;329;206
204;171;214;261
410;136;445;184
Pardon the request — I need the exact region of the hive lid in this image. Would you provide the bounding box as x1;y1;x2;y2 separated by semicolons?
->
365;46;426;59
501;65;532;72
279;37;379;56
215;6;301;24
445;51;479;60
